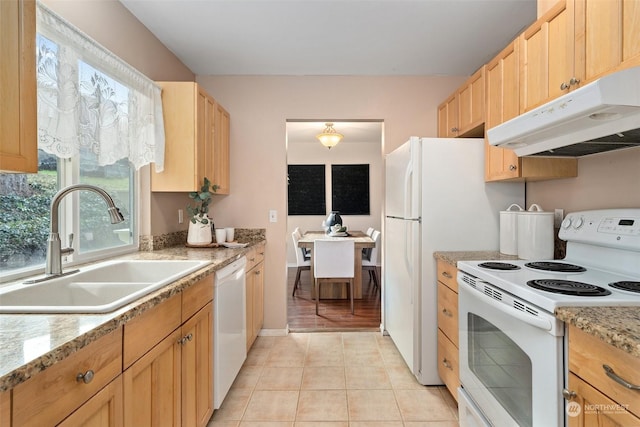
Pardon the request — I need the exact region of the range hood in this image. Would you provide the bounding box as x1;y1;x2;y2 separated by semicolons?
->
487;66;640;157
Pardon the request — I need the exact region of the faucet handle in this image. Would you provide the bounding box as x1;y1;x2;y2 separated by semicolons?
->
61;233;75;256
68;233;74;248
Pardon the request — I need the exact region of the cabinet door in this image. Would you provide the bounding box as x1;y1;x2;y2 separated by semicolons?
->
58;377;124;427
437;94;459;138
0;0;37;173
252;263;264;337
245;268;255;350
123;329;182;427
575;0;640;84
212;103;230;194
196;87;212;188
1;390;9;426
458;66;485;135
567;373;640;427
520;0;575;112
181;302;213;427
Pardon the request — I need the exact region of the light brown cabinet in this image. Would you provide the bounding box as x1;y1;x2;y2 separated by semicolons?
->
11;328;123;426
0;0;37;173
435;259;459;402
58;376;124;427
152;82;230;194
246;244;265;350
123;275;214;427
437;66;485;138
565;325;640;426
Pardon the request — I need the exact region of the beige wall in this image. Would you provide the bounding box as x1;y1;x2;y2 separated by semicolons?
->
196;75;464;330
286;132;384;266
527;148;640;214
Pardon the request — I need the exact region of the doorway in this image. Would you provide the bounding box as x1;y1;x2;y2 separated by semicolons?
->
285;120;383;331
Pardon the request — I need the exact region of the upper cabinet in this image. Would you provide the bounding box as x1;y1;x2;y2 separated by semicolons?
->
152;82;230;194
437;66;485;138
0;0;37;173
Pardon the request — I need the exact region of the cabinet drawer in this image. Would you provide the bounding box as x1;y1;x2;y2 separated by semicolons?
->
436;259;457;292
245;245;265;271
12;327;123;426
437;281;458;345
569;325;640;418
437;329;459;403
182;274;214;323
124;294;182;368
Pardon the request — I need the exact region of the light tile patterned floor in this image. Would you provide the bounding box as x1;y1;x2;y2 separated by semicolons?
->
207;332;459;427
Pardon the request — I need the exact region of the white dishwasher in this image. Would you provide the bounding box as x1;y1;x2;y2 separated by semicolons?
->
214;256;247;409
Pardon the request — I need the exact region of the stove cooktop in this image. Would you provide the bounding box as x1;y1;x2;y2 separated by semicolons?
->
457;259;640;312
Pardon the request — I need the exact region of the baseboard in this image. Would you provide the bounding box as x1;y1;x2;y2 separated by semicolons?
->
257;328;289;337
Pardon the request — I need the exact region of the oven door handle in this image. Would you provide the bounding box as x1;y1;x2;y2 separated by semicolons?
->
470;286;553;331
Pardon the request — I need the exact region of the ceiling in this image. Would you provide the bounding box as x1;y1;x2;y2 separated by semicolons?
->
287;121;383;145
119;0;537;77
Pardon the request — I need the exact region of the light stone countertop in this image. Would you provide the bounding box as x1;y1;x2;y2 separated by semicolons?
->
433;250;640;359
0;240;264;392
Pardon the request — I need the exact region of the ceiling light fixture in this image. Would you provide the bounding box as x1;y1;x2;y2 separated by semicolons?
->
316;122;343;149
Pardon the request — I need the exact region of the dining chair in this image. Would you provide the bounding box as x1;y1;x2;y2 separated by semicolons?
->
313;239;355;315
362;227;375;259
362;230;381;291
291;231;311;296
366;227;374;237
294;227;311;258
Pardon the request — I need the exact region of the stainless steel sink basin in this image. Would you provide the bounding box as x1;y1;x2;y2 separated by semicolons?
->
0;260;210;313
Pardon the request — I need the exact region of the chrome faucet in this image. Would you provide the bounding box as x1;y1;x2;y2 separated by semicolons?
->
27;184;125;282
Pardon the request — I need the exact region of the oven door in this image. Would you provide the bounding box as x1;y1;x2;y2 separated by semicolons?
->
458;279;565;427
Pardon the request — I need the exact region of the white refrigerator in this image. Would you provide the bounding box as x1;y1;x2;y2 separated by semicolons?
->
384;137;525;385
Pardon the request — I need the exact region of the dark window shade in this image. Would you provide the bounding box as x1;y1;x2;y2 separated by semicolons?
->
287;164;326;215
331;164;370;215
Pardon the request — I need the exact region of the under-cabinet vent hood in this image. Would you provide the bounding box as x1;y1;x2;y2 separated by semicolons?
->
487;66;640;157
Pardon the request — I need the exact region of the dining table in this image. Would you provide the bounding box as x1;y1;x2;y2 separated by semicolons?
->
297;230;375;299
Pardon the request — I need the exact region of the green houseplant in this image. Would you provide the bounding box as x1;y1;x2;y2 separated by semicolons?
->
186;177;219;245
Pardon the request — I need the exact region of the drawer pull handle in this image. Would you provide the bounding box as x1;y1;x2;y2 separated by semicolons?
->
178;333;194;345
562;388;576;400
76;370;95;384
604;365;640;390
441;271;452;279
442;308;453;317
442;358;452;370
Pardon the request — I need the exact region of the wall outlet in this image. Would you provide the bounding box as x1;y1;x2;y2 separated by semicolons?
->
269;209;277;223
178;209;184;224
554;208;564;228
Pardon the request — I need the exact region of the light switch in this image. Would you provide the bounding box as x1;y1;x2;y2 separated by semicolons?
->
269;210;277;223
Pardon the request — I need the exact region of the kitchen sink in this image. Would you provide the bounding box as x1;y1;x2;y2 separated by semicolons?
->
0;260;210;314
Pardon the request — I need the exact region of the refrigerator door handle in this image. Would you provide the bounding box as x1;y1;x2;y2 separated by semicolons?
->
403;158;413;219
404;221;413;304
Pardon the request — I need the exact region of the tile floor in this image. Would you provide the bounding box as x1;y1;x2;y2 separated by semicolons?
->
207;332;459;426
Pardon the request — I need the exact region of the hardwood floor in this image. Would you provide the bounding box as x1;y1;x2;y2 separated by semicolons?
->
287;266;381;331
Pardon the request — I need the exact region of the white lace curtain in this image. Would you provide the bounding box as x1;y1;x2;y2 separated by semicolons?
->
35;2;165;171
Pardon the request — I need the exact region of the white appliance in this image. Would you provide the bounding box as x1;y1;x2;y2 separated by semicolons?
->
383;137;525;385
487;66;640;157
457;208;640;427
213;256;247;409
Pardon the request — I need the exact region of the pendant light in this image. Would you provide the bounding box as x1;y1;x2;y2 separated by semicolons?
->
316;122;343;149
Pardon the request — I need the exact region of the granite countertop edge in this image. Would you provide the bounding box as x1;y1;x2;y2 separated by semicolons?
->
433;250;640;359
0;239;265;392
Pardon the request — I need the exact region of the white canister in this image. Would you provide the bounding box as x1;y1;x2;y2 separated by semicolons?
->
500;203;523;255
517;204;554;260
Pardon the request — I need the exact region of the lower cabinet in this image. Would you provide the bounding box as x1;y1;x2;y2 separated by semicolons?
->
58;376;124;427
123;276;214;427
11;328;123;426
435;259;460;402
565;325;640;426
246;244;265;350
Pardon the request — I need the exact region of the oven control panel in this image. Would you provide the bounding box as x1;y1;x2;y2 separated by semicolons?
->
559;209;640;251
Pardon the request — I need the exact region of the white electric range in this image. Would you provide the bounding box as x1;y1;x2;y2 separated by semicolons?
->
455;208;640;427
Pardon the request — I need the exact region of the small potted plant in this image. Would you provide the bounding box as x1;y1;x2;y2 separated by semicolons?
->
186;177;219;245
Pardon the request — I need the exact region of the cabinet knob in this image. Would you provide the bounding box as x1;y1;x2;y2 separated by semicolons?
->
441;271;452;279
76;370;95;384
178;333;194;345
451;127;459;133
509;164;518;171
562;388;576;400
560;82;570;90
442;308;453;317
570;77;580;86
442;358;452;370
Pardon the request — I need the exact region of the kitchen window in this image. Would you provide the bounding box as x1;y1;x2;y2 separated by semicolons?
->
0;2;164;282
